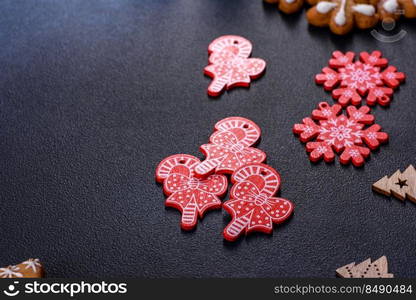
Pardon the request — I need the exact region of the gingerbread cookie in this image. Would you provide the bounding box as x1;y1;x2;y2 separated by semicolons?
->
306;0;379;35
375;0;416;20
264;0;310;14
0;259;44;278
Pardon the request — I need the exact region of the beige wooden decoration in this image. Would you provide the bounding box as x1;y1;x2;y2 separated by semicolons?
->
336;256;394;278
0;258;44;278
372;165;416;203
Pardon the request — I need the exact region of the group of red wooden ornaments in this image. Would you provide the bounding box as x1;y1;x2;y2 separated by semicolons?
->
156;117;294;241
156;35;406;241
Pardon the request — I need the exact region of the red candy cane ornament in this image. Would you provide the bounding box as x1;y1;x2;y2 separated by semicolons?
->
204;35;266;97
156;154;228;230
223;163;294;242
195;117;266;177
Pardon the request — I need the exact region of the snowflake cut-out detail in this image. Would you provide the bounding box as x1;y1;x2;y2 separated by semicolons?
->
316;51;405;107
293;102;389;167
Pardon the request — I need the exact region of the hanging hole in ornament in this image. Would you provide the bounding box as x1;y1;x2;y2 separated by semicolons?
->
260;170;268;176
243;124;249;129
179;159;186;164
319;102;328;109
380;95;389;104
233;40;239;44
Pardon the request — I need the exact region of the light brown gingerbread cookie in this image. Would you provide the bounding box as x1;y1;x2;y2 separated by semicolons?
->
264;0;312;14
0;259;44;278
306;0;379;34
374;0;416;21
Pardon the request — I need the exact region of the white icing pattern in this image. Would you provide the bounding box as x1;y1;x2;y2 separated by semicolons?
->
383;0;399;13
317;1;338;13
22;259;41;272
334;0;347;26
352;4;376;16
0;266;23;278
317;0;376;25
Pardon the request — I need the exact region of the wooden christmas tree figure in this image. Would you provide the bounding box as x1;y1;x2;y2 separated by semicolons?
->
336;256;394;278
372;165;416;203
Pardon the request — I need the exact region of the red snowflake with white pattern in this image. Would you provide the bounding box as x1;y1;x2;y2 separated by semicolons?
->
223;163;294;242
195;117;266;177
293;102;389;167
156;154;227;230
204;35;266;97
316;51;405;106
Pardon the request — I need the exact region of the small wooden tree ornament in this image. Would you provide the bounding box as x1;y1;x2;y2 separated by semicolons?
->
336;256;394;278
372;165;416;203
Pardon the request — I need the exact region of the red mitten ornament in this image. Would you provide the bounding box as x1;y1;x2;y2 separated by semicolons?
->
204;35;266;97
195;117;266;177
293;102;389;167
316;51;405;106
156;154;228;230
223;163;294;241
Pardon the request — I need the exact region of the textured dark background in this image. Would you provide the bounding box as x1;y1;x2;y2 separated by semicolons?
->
0;0;415;278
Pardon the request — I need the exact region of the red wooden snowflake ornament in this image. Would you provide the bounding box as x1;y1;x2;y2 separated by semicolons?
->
223;163;294;242
293;102;389;167
316;51;405;107
156;154;228;230
204;35;266;97
195;117;266;177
